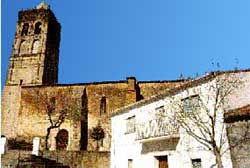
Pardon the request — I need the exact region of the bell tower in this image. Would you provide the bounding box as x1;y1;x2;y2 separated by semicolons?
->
6;1;61;86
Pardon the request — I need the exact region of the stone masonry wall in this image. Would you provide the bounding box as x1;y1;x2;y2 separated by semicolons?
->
86;81;137;151
7;8;60;86
227;120;250;168
7;79;139;151
138;80;184;99
1;150;31;167
1;85;22;138
43;151;110;168
1;150;110;168
19;86;84;151
1;78;184;152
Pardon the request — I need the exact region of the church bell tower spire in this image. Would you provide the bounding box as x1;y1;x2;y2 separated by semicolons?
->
5;2;61;86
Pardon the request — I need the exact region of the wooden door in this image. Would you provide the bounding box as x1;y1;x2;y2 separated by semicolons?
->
56;129;69;150
157;156;168;168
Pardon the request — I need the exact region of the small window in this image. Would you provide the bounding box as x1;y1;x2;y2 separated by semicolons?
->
50;97;56;104
182;95;200;113
49;97;56;112
100;97;107;116
125;116;135;134
128;159;133;168
21;23;29;36
192;159;202;168
34;22;42;34
20;80;23;85
156;106;165;113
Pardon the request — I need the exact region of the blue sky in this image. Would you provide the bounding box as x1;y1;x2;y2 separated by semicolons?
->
2;0;250;88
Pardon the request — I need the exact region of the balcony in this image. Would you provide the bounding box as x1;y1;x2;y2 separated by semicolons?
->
136;118;179;141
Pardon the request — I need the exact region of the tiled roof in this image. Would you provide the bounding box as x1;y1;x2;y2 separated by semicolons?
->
112;69;250;117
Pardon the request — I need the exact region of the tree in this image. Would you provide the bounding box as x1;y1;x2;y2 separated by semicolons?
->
165;72;250;168
23;87;81;150
90;122;105;151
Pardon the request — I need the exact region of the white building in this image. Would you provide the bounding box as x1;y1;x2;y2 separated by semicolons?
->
111;70;250;168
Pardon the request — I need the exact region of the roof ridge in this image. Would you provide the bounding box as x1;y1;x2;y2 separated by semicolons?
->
111;69;250;116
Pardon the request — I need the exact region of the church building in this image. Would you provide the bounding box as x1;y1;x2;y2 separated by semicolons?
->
1;1;185;152
2;2;249;168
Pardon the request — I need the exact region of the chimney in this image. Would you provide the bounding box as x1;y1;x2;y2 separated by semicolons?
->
127;77;136;91
126;77;137;104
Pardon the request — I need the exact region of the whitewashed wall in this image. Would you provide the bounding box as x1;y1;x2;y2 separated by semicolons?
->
111;71;250;168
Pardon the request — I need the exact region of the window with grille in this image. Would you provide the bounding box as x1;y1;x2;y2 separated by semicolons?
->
182;95;200;113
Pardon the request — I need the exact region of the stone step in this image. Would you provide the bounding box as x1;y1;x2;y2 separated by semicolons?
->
17;155;70;168
17;163;45;168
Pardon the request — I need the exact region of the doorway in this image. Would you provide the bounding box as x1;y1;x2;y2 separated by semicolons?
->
156;155;168;168
56;129;69;150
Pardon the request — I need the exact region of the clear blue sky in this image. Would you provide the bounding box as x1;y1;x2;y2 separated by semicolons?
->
2;0;250;88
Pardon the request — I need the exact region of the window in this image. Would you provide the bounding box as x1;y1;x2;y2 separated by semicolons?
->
192;159;202;168
50;97;56;104
182;95;200;113
19;40;29;55
100;97;106;116
50;97;56;112
155;106;166;119
156;106;165;113
128;159;133;168
21;23;29;36
126;116;135;134
34;22;42;34
32;40;41;54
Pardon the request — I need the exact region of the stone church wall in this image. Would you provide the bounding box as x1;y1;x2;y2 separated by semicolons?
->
2;78;183;152
18;86;84;151
85;81;137;151
1;85;22;138
138;80;184;99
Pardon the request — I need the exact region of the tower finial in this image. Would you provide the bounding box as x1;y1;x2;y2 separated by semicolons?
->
36;0;49;9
